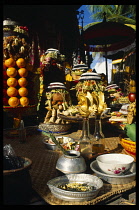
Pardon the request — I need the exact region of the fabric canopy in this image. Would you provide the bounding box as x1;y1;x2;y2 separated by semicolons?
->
83;21;136;82
83;21;135;46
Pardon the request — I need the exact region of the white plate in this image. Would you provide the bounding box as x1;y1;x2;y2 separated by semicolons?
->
90;160;136;185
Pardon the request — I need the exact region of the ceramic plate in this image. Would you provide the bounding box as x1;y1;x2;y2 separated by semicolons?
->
90;160;136;185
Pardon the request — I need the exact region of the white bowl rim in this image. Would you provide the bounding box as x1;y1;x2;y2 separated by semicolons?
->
90;160;136;178
96;153;134;164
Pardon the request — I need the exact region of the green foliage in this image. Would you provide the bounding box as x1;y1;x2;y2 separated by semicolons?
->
85;5;136;26
124;123;136;142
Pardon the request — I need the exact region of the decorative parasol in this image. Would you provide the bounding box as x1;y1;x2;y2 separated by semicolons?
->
83;13;136;82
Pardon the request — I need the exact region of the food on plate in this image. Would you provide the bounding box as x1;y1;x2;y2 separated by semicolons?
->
109;116;127;122
57;182;96;192
44;136;78;150
111;111;123;117
109;111;127;122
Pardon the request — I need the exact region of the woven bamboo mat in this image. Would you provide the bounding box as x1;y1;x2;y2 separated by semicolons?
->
3;130;136;205
44;181;136;205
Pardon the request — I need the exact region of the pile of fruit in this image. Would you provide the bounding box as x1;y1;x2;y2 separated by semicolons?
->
120;123;136;156
3;57;30;107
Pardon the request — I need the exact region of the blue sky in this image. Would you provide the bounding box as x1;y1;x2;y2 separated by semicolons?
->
78;5;94;27
77;5;108;68
77;5;112;83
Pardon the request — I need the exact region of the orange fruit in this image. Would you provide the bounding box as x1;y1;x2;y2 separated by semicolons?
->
20;97;29;106
6;67;17;77
18;87;28;96
18;77;28;87
7;87;18;97
8;97;19;107
18;68;28;77
7;78;18;87
130;86;136;93
4;58;16;67
16;58;26;68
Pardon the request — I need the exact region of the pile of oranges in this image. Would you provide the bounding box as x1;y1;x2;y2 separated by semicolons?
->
3;57;30;107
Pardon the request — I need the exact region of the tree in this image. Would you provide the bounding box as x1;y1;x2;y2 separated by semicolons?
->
84;5;136;30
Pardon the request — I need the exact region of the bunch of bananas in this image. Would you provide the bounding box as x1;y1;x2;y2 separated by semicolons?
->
77;91;107;117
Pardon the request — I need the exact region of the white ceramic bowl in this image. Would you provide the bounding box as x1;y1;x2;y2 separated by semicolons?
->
96;153;134;176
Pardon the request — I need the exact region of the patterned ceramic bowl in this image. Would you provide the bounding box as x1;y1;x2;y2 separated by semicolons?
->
96;153;134;176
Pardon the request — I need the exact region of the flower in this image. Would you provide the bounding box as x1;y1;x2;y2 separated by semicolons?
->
108;166;126;174
122;167;126;170
114;170;121;174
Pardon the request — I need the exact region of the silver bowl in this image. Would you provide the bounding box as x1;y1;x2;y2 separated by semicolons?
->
56;150;87;174
47;173;103;202
42;139;57;150
42;136;74;151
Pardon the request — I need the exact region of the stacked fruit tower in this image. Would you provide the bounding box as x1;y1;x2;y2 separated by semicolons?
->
4;57;29;107
3;18;40;127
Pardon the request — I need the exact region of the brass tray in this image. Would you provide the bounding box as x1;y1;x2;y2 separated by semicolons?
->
58;114;111;123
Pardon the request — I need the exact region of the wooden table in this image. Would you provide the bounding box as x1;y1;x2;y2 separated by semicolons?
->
3;127;136;205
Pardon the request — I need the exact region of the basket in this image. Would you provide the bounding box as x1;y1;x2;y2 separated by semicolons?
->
38;123;71;135
3;157;32;175
120;138;136;156
3;157;32;205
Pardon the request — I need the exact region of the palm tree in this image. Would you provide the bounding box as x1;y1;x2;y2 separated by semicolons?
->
84;5;136;30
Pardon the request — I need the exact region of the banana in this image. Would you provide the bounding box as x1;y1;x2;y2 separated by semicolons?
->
77;93;90;117
86;91;93;106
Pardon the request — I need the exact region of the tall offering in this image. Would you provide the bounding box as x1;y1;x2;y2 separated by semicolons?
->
76;72;107;157
3;18;40;128
38;82;72;135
